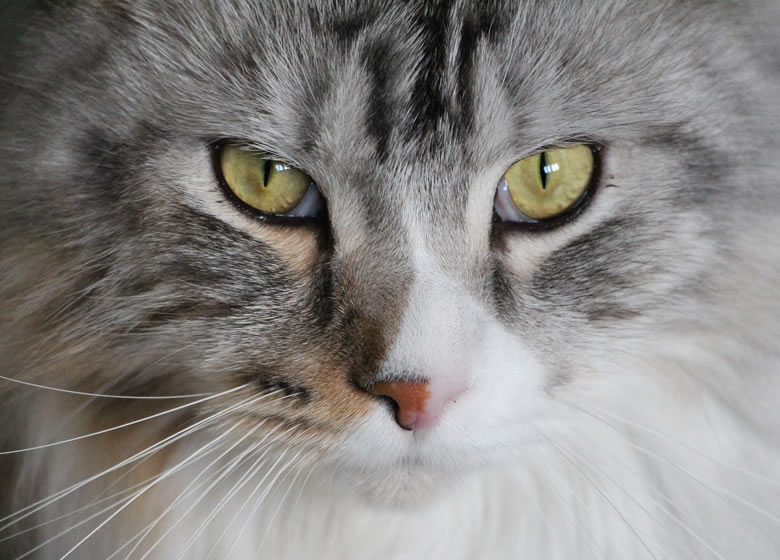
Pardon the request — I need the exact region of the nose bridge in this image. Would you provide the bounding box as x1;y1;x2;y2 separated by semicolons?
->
337;185;478;389
393;267;472;367
337;195;481;430
336;231;414;390
380;207;478;371
366;263;476;431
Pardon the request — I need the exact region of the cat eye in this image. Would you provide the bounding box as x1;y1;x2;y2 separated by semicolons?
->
217;144;324;219
494;145;595;224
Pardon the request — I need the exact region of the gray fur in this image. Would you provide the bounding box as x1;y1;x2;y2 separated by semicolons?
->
0;1;778;558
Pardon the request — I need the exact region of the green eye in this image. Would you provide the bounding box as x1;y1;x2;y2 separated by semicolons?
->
219;144;320;216
495;145;595;222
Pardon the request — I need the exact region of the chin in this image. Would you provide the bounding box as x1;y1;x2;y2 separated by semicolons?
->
334;464;462;509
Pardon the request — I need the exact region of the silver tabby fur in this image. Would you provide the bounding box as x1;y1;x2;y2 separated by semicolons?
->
1;1;779;559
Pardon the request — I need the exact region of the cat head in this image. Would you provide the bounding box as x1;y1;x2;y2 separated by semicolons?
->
1;0;778;505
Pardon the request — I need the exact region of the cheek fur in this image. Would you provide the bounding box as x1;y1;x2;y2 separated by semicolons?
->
1;1;779;559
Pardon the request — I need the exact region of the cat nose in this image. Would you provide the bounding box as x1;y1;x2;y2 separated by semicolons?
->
367;381;431;431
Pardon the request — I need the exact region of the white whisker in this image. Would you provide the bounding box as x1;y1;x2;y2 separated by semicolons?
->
0;374;213;399
53;417;245;560
530;453;608;560
534;425;661;560
255;452;307;551
0;390;268;532
178;427;298;560
12;423;236;560
0;383;248;456
561;399;780;488
549;424;719;560
561;403;780;527
118;421;269;560
287;459;317;525
0;454;206;545
223;449;305;560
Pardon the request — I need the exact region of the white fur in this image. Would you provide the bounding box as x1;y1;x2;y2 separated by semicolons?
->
117;375;780;560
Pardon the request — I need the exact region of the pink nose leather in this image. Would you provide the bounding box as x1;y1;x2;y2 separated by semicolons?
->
368;381;431;431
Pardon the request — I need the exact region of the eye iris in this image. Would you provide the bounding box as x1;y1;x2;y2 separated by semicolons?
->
220;145;312;214
503;145;594;221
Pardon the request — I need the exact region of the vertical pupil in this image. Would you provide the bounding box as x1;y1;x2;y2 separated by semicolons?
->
262;159;272;188
539;152;547;189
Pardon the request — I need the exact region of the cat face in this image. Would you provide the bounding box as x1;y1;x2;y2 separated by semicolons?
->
1;0;778;512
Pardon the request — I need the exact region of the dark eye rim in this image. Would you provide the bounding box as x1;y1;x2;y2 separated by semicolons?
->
492;143;604;234
210;141;328;227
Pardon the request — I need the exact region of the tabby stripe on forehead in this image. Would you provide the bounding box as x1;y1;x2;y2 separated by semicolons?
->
329;6;382;50
455;7;508;135
407;1;452;137
405;3;509;142
362;40;394;162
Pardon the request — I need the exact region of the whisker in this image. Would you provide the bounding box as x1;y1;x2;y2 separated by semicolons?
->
52;417;250;560
560;399;780;488
0;449;217;545
287;460;317;525
0;383;249;455
0;374;213;400
0;390;269;532
255;449;310;552
529;453;608;560
521;468;606;560
223;449;305;560
106;462;231;560
534;424;662;560
559;402;780;527
3;494;135;555
548;424;717;560
117;421;270;560
12;422;238;560
177;427;299;560
91;387;285;501
142;440;283;560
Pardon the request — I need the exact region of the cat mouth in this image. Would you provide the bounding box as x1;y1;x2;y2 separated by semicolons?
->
393;453;435;469
334;461;461;507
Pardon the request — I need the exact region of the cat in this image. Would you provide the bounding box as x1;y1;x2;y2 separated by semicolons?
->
1;1;779;558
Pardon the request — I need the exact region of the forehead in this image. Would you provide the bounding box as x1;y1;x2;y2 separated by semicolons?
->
88;0;713;271
120;0;705;164
74;0;724;262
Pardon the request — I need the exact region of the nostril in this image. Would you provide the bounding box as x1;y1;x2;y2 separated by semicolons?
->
367;381;430;431
376;395;414;431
